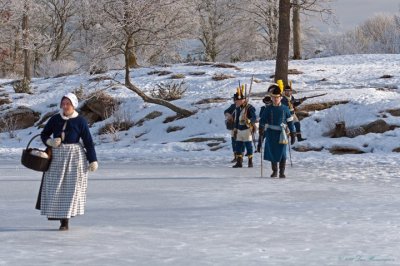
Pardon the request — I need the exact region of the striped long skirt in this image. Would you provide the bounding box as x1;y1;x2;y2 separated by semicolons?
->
40;144;89;219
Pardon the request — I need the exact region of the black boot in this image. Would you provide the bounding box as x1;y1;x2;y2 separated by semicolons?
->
279;159;286;178
248;156;253;168
230;153;237;163
59;219;69;231
297;133;307;142
270;162;278;177
232;156;243;168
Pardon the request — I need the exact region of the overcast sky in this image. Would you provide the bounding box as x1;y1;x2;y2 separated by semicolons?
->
311;0;400;33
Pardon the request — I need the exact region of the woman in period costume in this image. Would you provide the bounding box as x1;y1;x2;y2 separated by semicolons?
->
40;93;98;230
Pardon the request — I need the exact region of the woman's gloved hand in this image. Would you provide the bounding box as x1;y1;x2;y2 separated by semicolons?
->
89;161;98;172
46;138;61;147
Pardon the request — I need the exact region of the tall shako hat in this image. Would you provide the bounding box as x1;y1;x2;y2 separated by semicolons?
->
268;84;282;97
284;85;292;91
267;85;275;95
233;84;245;100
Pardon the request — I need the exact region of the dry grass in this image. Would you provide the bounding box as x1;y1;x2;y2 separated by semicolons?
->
297;100;349;112
170;74;186;79
212;63;241;70
166;126;185;133
147;70;172;76
194;97;227;105
212;73;235;81
150;81;187;101
329;146;365;155
136;111;163;127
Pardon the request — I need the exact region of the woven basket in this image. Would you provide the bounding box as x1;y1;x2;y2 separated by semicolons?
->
21;134;51;172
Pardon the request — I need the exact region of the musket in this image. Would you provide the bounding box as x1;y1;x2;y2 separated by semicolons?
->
260;131;263;178
288;138;293;167
246;75;258;151
301;93;327;101
247;75;254;102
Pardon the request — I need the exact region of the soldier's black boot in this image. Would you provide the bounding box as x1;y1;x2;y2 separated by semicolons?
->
59;219;69;231
232;155;243;168
297;133;307;142
230;153;237;163
248;155;253;168
270;162;278;177
279;159;286;178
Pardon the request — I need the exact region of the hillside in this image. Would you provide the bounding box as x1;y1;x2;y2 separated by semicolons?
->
1;54;400;164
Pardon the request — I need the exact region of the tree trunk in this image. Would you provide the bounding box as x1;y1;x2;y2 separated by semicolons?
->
208;42;217;62
274;0;291;85
123;51;193;117
12;38;19;73
53;26;63;60
292;0;302;60
22;1;31;82
126;36;140;68
33;47;41;76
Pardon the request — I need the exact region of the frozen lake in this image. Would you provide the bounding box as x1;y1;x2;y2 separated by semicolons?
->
1;157;400;265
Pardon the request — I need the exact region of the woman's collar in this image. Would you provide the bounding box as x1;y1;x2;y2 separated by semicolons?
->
60;110;78;120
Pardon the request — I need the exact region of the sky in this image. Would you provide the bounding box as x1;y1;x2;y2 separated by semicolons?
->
311;0;400;33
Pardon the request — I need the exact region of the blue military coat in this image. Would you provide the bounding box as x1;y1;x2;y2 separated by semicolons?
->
234;104;256;131
259;104;295;163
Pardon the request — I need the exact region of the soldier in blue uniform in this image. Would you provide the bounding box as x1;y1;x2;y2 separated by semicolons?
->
281;85;306;141
257;92;272;152
259;85;296;178
224;101;237;162
259;91;273;117
232;86;257;168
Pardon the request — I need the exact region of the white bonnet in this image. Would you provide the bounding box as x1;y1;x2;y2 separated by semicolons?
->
61;92;78;109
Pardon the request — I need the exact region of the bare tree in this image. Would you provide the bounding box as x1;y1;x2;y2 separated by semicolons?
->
40;0;77;61
0;0;14;76
100;0;191;66
321;14;400;56
195;0;220;61
292;0;333;60
21;0;31;82
72;1;112;73
99;0;193;116
191;0;238;62
235;0;279;60
0;0;48;78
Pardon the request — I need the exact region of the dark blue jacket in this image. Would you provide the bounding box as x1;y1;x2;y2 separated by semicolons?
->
234;104;257;131
281;95;302;114
259;102;272;118
224;103;236;115
41;114;97;163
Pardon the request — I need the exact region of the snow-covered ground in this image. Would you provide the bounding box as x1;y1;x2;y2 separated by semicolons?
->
1;54;400;265
1;54;400;160
1;157;400;265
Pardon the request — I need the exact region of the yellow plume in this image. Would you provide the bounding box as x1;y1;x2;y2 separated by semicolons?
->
277;80;284;93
